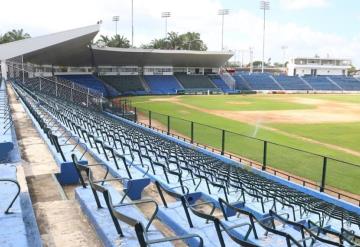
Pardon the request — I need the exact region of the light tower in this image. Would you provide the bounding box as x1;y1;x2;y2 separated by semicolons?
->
260;1;270;73
218;9;230;51
281;45;288;65
161;12;171;38
249;47;254;74
112;16;119;35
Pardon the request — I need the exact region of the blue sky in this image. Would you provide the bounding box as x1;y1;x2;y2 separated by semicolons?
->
1;0;359;66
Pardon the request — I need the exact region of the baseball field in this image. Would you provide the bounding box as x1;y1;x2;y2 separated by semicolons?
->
122;94;360;196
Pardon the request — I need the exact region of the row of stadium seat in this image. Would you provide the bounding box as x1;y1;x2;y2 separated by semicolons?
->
13;79;360;246
235;73;360;92
35;73;360;98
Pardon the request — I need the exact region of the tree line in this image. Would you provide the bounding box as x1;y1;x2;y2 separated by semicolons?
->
95;31;207;51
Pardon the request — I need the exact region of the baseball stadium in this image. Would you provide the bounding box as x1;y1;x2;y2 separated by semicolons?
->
0;1;359;247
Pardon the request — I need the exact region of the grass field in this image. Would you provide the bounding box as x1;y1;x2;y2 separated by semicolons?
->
123;94;360;195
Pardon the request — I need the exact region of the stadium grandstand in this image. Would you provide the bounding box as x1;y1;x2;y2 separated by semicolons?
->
0;24;360;247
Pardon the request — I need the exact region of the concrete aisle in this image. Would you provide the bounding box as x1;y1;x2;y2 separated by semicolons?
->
8;85;102;247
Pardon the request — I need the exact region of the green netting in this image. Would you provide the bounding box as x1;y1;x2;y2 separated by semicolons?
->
225;131;264;163
193;123;222;150
267;143;323;184
326;159;360;195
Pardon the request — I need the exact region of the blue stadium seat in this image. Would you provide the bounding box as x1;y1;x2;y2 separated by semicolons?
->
143;75;183;94
303;76;339;91
328;76;360;91
273;76;311;90
207;74;231;92
60;75;110;97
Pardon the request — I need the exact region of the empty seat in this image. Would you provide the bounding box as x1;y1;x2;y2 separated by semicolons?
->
100;75;146;95
175;74;216;89
144;75;182;94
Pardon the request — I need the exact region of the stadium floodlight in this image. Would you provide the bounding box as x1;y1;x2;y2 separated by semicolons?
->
260;1;270;73
112;16;119;35
218;9;230;51
281;45;288;65
249;47;254;73
161;12;171;38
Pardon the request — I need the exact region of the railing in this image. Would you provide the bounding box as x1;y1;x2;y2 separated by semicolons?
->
111;103;360;206
6;62;105;111
0;179;20;214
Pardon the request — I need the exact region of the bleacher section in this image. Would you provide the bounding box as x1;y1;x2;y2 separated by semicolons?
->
302;76;340;91
100;75;146;95
175;74;216;89
207;74;231;92
329;76;360;91
144;75;183;94
232;75;252;91
59;74;111;97
240;73;281;90
273;75;312;90
12;78;360;247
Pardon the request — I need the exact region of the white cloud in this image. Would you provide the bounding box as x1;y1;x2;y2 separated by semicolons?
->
0;0;359;66
279;0;329;10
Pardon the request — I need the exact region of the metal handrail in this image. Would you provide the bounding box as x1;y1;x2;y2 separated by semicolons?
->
0;179;21;214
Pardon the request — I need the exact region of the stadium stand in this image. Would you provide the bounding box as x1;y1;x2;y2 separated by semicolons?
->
301;76;340;91
59;74;111;97
12;77;360;247
99;75;146;95
232;75;252;91
272;75;312;91
175;73;216;89
240;73;282;90
207;74;231;92
328;76;360;91
143;75;183;94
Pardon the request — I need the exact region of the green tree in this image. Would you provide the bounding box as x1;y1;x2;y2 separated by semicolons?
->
348;65;357;75
0;29;31;44
141;31;208;51
108;34;130;48
94;34;130;48
95;35;110;46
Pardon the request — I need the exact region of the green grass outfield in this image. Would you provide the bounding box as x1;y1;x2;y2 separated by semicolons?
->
124;94;360;195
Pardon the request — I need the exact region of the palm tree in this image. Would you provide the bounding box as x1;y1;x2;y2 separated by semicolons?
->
0;29;30;44
94;35;110;46
6;29;30;41
108;35;130;48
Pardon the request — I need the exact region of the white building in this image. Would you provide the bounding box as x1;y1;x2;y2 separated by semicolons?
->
286;57;351;76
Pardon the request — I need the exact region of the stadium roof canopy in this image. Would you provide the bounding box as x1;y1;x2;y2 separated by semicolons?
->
0;25;233;68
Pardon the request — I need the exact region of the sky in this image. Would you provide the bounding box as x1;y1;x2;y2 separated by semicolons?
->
1;0;359;66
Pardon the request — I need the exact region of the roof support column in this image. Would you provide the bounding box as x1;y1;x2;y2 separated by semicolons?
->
1;60;8;80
